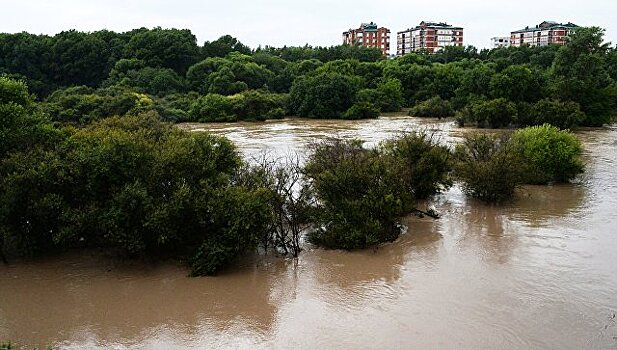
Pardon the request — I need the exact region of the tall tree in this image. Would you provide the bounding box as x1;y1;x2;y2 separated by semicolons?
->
551;27;617;125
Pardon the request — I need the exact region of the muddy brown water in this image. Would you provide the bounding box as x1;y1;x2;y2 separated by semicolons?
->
2;116;617;349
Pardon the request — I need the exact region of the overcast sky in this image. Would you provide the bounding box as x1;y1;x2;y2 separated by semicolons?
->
1;0;615;52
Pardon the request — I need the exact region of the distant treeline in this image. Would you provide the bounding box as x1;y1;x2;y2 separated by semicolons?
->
1;27;616;127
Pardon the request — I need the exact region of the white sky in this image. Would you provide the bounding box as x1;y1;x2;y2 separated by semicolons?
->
1;0;615;52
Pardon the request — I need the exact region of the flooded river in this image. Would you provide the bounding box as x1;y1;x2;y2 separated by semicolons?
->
2;116;617;349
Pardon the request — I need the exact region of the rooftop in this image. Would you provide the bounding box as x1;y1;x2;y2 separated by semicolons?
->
361;22;378;31
397;21;464;33
511;21;579;34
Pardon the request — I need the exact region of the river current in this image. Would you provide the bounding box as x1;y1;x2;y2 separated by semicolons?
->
1;115;616;349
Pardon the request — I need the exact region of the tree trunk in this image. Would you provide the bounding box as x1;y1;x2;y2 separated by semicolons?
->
412;208;440;219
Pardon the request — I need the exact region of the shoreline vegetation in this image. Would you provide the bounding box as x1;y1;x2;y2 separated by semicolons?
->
0;26;614;126
0;25;613;276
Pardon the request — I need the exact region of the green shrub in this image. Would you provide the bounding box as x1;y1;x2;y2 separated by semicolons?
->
380;132;452;199
453;133;523;202
229;90;288;121
265;107;286;119
42;87;155;124
0;111;279;275
512;124;584;184
190;186;274;276
0;77;59;158
189;93;235;122
155;92;199;122
343;101;380;120
457;98;517;128
355;78;404;113
289;73;359;118
304;140;412;249
105;66;186;96
189;91;288;122
515;99;586;129
409;96;454;118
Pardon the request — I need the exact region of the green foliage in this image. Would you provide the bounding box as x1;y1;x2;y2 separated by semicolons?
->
512;124;584;184
106;66;185;96
190;186;273;276
262;45;384;63
0;111;279;275
202;35;251;58
383;63;433;105
409;96;454;118
0;76;34;106
124;28;200;74
453;133;524;203
355;78;404;113
42;87;155;124
455;61;496;101
185;57;229;93
304;140;412;250
289;73;359;118
457;98;517;128
343;102;380;120
154;92;199;122
2;26;615;126
380;132;452;199
205;66;248;95
516;98;586;129
1;25;615;129
189;93;235;122
0;77;58;158
489;65;544;102
189;90;288;122
551;27;615;126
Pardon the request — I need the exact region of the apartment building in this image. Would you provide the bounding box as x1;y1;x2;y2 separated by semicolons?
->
510;21;578;47
397;21;464;55
343;22;391;56
491;36;510;48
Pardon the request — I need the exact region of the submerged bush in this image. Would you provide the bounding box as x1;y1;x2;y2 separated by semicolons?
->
0;111;279;275
343;101;380;120
380;132;452;199
457;98;517;128
304;140;412;250
516;99;586;129
409;96;454;119
512;124;584;184
189;90;288;122
453;133;523;202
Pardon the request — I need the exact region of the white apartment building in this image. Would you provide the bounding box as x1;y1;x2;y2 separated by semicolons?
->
491;37;510;48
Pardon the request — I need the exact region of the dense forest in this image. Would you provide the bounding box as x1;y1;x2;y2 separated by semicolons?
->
0;26;609;275
1;26;616;127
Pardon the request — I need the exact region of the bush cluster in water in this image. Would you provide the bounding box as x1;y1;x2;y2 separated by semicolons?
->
453;125;584;202
0;75;455;273
0;49;588;274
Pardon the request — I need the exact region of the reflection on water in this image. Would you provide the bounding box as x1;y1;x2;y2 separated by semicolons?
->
2;117;617;349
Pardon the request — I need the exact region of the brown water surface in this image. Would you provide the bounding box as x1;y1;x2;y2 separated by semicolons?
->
2;116;617;349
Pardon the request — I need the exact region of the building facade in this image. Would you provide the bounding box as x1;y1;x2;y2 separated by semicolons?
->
510;21;578;47
343;22;391;56
397;21;464;55
491;36;510;48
